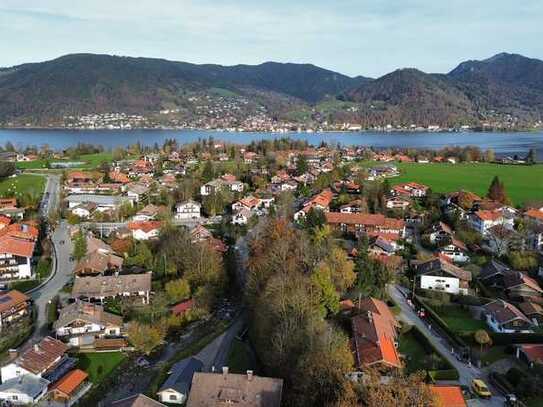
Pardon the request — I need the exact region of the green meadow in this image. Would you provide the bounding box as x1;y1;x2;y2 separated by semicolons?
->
392;163;543;206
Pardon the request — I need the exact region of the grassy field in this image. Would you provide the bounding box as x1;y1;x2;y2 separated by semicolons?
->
434;305;487;335
16;152;117;170
392;162;543;206
399;328;448;374
77;352;126;384
0;174;45;197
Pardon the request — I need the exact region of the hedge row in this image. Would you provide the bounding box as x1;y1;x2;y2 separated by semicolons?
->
428;369;460;381
413;295;468;349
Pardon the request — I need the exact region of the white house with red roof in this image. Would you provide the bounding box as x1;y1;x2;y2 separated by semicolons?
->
294;189;334;221
391;182;429;198
0;223;39;280
127;221;162;241
468;209;515;235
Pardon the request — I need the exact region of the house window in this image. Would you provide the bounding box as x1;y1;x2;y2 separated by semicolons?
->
169;395;177;401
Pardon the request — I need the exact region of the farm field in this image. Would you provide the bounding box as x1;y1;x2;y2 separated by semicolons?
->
0;174;46;197
392;163;543;206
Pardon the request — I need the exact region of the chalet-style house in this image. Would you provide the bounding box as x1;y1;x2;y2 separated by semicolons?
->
189;225;227;253
483;300;533;333
0;290;30;332
133;204;163;221
294;189;334;221
0;374;49;405
126;182;150;203
128;221;162;240
438;238;470;263
54;301;125;348
157;357;203;405
478;259;512;288
503;271;543;303
74;236;123;276
468;209;514;235
416;257;471;295
49;368;91;406
67;194;132;214
0;198;25;219
340;199;367;214
175;201;201;221
385;197;410;210
200;175;243;196
1;336;72;385
351;297;401;370
187;369;283;407
518;302;543;326
325;212;405;240
0;222;39;280
71;273;152;304
525;207;543;253
391;182;429;198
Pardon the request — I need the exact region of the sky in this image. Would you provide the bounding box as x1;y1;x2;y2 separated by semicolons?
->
0;0;542;78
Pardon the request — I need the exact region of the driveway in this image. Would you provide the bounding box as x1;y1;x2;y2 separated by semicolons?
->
389;285;504;407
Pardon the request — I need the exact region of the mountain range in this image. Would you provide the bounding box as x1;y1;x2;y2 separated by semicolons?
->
0;52;542;128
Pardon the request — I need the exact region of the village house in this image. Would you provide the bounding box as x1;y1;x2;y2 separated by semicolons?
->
133;204;163;221
525;207;543;253
478;259;512;289
430;386;467;407
416;257;472;295
200;174;244;196
71;273;152;304
175;200;201;221
74;236;124;276
351;297;401;370
157;357;203;405
0;222;39;280
232;208;251;226
438;238;470;263
325;212;405;240
66;194;132;213
503;271;543;303
1;336;71;383
391;182;429;198
518;302;543;326
340;199;367;214
129;158;155;177
0;374;49;405
126;182;150;203
515;344;543;368
468;209;515;235
0;290;30;332
186;369;283;407
294;189;334;221
48;369;91;406
385;197;410;210
483;299;533;333
70;202;97;219
128;221;162;240
54;301;125;348
189;225;227;253
0;198;24;219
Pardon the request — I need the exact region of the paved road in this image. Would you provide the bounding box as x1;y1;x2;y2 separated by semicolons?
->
196;315;245;372
39;174;60;218
389;285;504;407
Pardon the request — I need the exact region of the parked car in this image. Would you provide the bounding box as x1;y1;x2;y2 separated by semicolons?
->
471;379;492;399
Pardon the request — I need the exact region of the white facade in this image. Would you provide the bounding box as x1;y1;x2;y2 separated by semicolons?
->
132;228;160;241
0;376;48;406
419;275;462;295
71;206;92;218
175;201;201;220
0;254;32;279
1;364;32;383
232;211;249;226
158;388;186;405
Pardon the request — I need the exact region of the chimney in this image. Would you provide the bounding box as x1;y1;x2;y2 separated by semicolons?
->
367;311;373;323
222;366;229;379
247;370;254;382
8;349;18;360
34;344;39;352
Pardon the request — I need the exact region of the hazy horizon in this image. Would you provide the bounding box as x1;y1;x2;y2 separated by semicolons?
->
1;0;542;77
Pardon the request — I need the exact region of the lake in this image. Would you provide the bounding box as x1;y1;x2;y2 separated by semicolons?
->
0;129;542;159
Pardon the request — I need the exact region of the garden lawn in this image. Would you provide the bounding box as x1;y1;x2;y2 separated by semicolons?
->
77;352;126;384
392;162;543;206
434;305;487;334
16;152;121;170
399;329;447;374
0;174;45;197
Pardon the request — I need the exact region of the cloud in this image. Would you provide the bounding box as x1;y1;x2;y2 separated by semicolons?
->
0;0;542;77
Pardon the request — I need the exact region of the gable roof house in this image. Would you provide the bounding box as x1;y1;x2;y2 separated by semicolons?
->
53;301;125;348
187;370;283;407
112;393;166;407
175;200;201;221
74;236;124;276
430;386;467;407
133;204;164;221
478;259;512;288
49;368;90;405
0;198;25;219
0;222;38;280
157;357;203;405
518;302;543;326
71;273;152;304
468;209;515;236
294;189;334;221
0;336;70;384
325;212;405;240
504;271;543;304
525;208;543;253
391;182;429;198
0;373;49;405
0;290;30;332
416;257;472;295
128;221;162;240
126;183;150;204
483;299;533;334
351;297;401;370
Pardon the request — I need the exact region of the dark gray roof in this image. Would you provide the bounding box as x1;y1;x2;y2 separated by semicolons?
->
159;357;203;395
479;259;511;281
0;375;49;399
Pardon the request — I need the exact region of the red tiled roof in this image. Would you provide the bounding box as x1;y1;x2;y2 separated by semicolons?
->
431;386;467;407
51;369;88;396
127;221;162;233
520;344;543;363
0;235;35;257
0;290;29;314
172;299;194;316
475;210;502;221
526;208;543;221
326;212;405;230
18;337;68;374
0;198;17;209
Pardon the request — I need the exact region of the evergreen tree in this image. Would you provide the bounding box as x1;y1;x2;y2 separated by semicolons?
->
487;176;509;204
201;160;214;182
72;230;87;261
